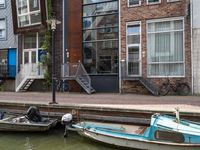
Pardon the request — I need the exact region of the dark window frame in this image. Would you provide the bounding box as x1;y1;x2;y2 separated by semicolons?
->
11;0;47;34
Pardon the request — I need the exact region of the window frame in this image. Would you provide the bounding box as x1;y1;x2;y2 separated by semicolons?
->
0;0;6;8
82;0;119;75
16;0;41;28
147;0;161;5
0;18;6;40
167;0;180;3
11;0;47;34
22;32;44;65
128;0;141;7
126;21;142;77
146;17;185;78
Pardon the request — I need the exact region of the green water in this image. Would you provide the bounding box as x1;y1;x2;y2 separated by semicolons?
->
0;128;121;150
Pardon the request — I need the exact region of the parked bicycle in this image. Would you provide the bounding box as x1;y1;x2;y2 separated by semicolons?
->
159;78;190;96
55;79;69;92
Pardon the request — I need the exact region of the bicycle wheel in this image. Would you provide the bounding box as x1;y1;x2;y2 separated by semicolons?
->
159;83;170;96
176;83;190;96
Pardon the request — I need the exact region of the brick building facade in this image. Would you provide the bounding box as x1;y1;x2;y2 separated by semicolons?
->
10;0;193;95
120;0;192;94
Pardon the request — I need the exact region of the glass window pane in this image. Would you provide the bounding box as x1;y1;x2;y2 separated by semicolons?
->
30;12;41;24
174;20;183;30
83;42;97;73
17;0;28;14
128;46;139;62
148;0;160;3
83;27;118;41
83;1;118;17
129;0;140;5
83;14;118;29
29;0;40;12
24;34;37;49
24;52;29;64
31;51;36;63
149;63;184;76
83;0;112;4
98;56;112;73
128;35;140;44
18;15;29;27
128;25;140;35
83;41;118;74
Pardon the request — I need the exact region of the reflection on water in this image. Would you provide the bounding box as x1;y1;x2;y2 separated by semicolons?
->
0;128;123;150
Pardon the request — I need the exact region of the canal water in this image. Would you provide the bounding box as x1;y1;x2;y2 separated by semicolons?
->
0;128;125;150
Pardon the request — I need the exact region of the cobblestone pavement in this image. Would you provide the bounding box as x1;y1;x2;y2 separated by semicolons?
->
0;92;200;113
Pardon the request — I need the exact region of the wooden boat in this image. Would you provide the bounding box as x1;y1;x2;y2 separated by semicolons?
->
71;112;200;150
0;113;57;132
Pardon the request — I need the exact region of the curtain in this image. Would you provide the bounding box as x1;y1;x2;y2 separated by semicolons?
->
148;20;184;76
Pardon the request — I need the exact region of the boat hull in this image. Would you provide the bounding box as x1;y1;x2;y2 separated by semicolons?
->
0;116;57;132
78;129;200;150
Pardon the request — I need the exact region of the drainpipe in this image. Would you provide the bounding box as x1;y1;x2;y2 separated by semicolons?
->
62;0;65;78
190;0;194;94
118;0;122;93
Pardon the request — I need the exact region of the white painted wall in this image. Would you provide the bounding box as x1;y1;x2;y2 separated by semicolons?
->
192;0;200;94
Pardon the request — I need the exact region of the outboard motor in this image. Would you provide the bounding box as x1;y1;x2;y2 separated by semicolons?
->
26;106;42;122
0;112;5;120
61;113;73;137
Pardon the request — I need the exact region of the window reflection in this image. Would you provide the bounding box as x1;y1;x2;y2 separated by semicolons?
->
83;1;118;17
83;0;119;74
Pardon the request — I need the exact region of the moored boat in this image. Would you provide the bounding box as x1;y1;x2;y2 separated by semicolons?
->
71;111;200;150
0;107;57;132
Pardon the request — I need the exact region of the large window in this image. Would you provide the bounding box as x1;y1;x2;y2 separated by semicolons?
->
23;32;44;64
0;18;6;40
83;0;119;74
126;22;141;76
147;18;184;77
16;0;41;27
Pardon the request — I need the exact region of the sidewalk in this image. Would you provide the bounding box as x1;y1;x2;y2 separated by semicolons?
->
0;92;200;113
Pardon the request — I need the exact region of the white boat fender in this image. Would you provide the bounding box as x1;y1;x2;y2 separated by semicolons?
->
61;113;73;138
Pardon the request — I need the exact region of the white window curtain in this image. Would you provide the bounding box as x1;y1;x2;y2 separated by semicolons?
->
147;19;184;76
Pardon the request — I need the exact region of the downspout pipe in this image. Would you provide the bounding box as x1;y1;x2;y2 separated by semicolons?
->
190;0;194;94
118;0;122;93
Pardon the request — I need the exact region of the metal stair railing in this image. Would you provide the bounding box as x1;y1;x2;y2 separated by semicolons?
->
120;60;158;96
76;62;94;94
139;77;159;96
61;62;95;94
61;62;79;79
15;63;45;92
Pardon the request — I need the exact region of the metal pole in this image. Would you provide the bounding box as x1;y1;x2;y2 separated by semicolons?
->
49;28;57;104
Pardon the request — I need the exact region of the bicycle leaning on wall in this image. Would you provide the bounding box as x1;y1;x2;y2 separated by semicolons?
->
158;78;190;96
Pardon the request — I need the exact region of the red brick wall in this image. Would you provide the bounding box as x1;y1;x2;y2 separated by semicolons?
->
120;0;191;94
